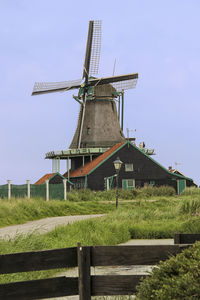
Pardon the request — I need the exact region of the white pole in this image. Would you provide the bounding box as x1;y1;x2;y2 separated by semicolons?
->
26;180;30;199
7;180;11;199
107;178;109;191
63;179;67;200
45;180;49;201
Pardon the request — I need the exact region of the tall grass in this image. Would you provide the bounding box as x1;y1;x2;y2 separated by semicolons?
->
0;198;114;227
180;198;200;214
0;186;177;227
181;186;200;196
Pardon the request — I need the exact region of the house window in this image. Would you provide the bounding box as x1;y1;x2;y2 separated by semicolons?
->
125;163;133;172
150;180;155;186
127;179;134;187
122;179;135;190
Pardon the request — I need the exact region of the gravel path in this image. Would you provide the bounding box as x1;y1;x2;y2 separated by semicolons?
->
0;214;104;240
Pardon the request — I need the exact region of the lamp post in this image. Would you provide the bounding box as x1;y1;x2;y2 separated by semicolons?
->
113;157;123;208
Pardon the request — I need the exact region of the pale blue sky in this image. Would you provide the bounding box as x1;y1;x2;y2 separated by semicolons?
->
0;0;199;185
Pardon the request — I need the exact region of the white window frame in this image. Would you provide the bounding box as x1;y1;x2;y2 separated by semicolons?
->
125;163;134;172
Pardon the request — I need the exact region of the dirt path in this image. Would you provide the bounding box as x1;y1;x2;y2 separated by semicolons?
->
0;214;104;240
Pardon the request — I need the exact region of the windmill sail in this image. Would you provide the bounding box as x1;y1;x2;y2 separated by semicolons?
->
32;79;82;96
112;78;138;92
82;20;102;81
88;73;138;87
89;20;101;77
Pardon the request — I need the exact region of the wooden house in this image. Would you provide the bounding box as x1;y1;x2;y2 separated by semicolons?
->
35;172;73;191
64;141;195;194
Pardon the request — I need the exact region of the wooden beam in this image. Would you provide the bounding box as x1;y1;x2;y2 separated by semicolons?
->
77;243;91;300
91;275;146;295
91;245;189;266
0;247;77;274
174;233;200;244
0;277;78;300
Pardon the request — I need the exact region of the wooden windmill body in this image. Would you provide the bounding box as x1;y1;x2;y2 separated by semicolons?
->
32;20;138;173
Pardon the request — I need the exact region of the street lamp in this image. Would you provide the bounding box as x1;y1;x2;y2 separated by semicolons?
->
113;157;123;208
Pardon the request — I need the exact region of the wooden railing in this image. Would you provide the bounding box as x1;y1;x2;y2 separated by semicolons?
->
0;234;199;300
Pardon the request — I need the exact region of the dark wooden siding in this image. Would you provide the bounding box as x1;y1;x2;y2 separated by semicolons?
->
49;174;64;184
69;177;85;189
87;143;179;191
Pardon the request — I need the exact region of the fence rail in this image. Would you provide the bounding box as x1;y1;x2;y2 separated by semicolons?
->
0;236;196;300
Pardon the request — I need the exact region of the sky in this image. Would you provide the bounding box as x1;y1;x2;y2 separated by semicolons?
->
0;0;199;185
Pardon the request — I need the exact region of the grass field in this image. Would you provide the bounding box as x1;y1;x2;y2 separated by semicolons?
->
0;187;200;286
0;185;178;227
0;185;199;298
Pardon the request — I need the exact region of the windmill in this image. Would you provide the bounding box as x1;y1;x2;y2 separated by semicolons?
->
32;20;138;173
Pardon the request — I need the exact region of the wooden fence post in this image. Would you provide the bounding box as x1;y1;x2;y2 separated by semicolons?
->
63;179;67;200
26;180;30;199
45;180;49;201
174;232;181;244
77;243;91;300
7;180;11;199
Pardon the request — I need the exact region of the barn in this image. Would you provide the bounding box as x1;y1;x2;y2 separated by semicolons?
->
64;141;195;194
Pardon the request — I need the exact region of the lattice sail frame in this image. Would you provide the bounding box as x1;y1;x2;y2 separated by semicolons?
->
32;79;82;94
112;78;138;92
89;20;102;77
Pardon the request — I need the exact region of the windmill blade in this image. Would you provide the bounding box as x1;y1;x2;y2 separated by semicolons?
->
112;78;138;92
82;20;102;82
82;20;94;82
89;20;102;77
32;79;82;96
88;73;138;88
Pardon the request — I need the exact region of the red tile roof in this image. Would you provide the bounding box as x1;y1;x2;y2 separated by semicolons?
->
35;173;55;185
68;142;125;178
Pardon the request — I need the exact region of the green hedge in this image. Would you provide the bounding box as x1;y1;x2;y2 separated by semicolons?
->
136;242;200;299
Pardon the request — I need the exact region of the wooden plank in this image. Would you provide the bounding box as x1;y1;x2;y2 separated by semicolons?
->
91;275;146;295
0;276;78;300
0;247;77;274
174;232;181;244
77;243;91;300
174;233;200;244
91;245;189;266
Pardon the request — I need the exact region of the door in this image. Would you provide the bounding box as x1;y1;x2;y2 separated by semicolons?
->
177;179;186;195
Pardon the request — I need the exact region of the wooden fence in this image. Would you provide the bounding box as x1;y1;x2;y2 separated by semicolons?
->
0;234;199;300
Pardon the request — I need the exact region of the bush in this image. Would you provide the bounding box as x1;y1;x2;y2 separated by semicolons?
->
136;242;200;299
137;186;176;198
67;189;95;201
118;189;138;200
95;189;116;201
66;186;175;202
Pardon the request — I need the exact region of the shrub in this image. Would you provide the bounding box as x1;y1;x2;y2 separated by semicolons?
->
118;189;138;200
95;189;116;201
136;242;200;299
67;189;95;201
137;186;176;198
